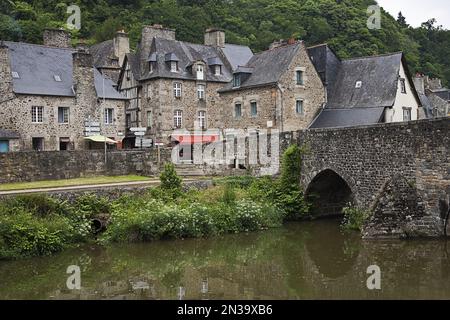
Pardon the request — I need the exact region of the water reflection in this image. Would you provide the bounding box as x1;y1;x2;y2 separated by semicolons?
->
0;220;449;300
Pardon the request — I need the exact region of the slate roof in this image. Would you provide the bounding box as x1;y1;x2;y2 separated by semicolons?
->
307;44;340;96
0;129;20;139
219;42;302;92
418;93;434;118
429;88;450;101
309;107;386;129
220;43;253;71
138;38;235;82
4;41;126;100
90;39;117;68
327;53;403;109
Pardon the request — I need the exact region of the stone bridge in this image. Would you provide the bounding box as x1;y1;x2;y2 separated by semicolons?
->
290;118;450;239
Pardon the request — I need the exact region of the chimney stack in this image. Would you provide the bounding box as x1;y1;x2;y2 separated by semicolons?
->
413;75;425;95
0;41;14;102
114;30;130;67
43;28;71;48
204;28;225;47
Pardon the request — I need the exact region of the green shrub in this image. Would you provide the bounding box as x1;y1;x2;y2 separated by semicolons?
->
223;183;237;205
341;203;369;232
160;163;182;199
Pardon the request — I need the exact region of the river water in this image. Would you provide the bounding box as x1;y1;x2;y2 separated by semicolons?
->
0;219;449;300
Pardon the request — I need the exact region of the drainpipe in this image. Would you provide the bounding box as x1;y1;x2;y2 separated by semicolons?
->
445;197;450;237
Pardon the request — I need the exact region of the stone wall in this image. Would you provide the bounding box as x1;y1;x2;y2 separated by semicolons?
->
0;149;173;184
296;118;450;238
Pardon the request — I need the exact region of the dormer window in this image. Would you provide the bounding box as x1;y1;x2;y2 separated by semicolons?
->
149;62;154;73
54;75;62;82
171;61;178;72
196;64;205;80
214;65;221;76
11;71;19;79
165;53;180;73
233;74;241;88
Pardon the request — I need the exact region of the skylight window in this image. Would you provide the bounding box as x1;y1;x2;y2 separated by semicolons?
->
54;75;62;82
11;71;19;79
355;81;362;88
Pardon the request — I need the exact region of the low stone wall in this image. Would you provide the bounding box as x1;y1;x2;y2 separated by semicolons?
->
0;148;173;184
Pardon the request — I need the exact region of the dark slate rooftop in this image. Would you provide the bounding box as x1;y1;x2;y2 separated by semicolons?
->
5;41;126;100
219;42;302;92
418;93;434;118
220;43;253;71
90;39;117;68
0;129;20;139
327;53;403;109
429;88;450;101
309;107;385;129
139;38;235;82
307;44;340;96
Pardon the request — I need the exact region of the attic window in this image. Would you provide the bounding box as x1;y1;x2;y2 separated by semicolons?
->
233;74;241;88
11;71;19;79
214;65;221;76
171;61;178;73
54;75;62;82
355;81;362;89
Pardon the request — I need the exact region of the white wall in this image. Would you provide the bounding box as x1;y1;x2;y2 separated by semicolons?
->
385;62;420;123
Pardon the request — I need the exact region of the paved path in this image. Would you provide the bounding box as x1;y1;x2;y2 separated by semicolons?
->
0;178;200;196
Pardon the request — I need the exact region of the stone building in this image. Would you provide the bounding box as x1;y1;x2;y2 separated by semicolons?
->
0;29;128;152
90;30;130;85
117;25;325;149
117;25;254;147
307;44;422;128
414;75;450;118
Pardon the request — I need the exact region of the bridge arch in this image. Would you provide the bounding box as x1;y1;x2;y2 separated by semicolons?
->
305;169;354;218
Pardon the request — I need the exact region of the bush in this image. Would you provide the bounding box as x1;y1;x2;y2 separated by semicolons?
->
160;163;183;199
341;204;369;232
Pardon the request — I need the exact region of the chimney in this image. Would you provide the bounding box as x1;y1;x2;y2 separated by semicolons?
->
0;41;14;102
43;28;71;48
204;28;225;47
113;30;130;67
72;48;97;121
413;75;425;95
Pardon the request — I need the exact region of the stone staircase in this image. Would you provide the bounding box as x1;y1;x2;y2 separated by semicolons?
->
175;164;206;177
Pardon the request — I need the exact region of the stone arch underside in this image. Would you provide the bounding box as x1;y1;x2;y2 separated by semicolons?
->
305;169;354;218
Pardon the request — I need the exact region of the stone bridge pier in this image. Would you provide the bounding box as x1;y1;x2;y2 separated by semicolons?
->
290;118;450;239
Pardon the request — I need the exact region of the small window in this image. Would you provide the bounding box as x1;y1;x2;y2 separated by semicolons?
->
147;84;152;99
233;74;241;88
58;107;69;124
400;78;406;93
31;106;43;123
296;99;304;115
147;111;152;128
403;108;411;121
174;82;182;98
198;111;206;130
174;110;183;128
126;68;131;80
11;71;19;79
197;84;205;100
235;103;242;118
214;65;221;76
149;62;154;73
196;64;205;80
105;108;114;124
250;101;258;117
355;81;362;88
296;70;304;85
171;61;178;72
54;75;62;82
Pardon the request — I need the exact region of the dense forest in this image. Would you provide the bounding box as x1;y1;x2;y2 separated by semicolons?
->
0;0;449;85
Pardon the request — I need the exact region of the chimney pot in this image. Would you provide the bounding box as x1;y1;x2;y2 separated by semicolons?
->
43;28;71;48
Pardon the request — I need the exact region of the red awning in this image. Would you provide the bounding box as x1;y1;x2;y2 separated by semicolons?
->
172;134;219;145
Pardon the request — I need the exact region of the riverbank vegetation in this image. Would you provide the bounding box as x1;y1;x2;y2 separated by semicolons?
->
0;145;311;260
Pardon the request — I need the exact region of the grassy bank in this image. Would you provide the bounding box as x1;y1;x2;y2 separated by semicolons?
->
0;146;312;260
0;175;154;191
